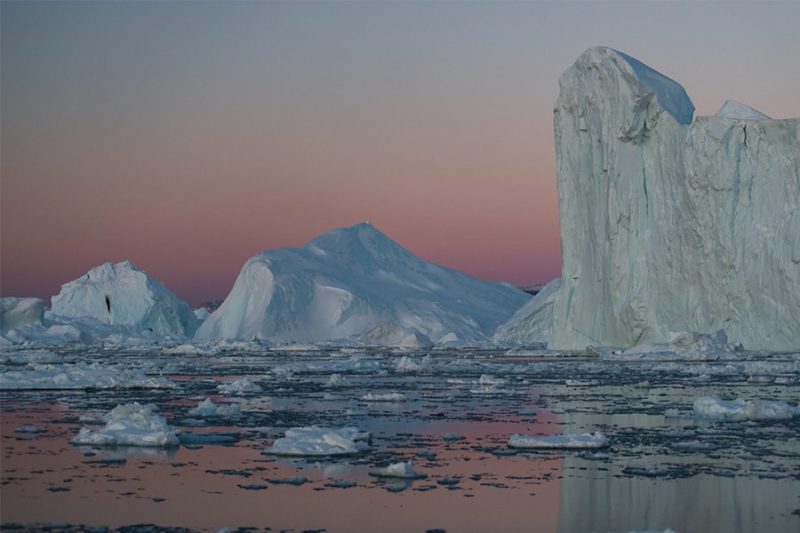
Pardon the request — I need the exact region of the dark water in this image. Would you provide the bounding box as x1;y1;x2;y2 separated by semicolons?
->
2;348;798;532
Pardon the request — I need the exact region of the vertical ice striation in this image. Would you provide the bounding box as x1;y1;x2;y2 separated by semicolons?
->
551;47;800;352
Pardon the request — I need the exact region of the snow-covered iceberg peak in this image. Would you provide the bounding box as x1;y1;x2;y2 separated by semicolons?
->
714;100;772;121
51;261;199;337
195;223;529;345
551;46;800;352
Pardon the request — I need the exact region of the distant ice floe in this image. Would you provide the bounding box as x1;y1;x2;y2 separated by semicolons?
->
369;461;425;479
508;431;609;450
693;396;800;421
0;363;175;390
217;378;263;395
266;426;370;457
188;398;241;418
72;403;180;447
360;392;407;402
0;349;59;365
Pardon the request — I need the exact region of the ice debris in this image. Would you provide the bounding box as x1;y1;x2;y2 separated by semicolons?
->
370;461;425;479
508;431;608;449
72;403;180;447
189;398;241;418
217;379;263;395
693;396;800;421
266;426;370;457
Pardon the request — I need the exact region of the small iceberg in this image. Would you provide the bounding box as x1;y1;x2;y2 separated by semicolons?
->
266;426;369;457
189;398;241;418
693;396;799;421
369;461;425;479
508;431;608;450
217;379;264;395
72;403;179;448
360;392;407;402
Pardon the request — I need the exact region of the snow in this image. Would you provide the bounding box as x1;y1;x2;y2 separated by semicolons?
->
71;403;180;447
0;364;175;390
508;431;609;449
50;261;199;338
715;100;772;121
195;223;528;345
550;46;800;352
493;278;561;345
1;297;45;331
693;396;799;421
360;392;407;402
266;426;370;457
370;461;425;479
216;378;263;395
189;398;241;418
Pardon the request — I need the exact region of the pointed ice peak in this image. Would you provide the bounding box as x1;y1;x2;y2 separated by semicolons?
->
714;100;772;121
86;260;140;280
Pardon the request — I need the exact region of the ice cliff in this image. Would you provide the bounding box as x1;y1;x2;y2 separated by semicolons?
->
551;46;799;352
51;261;199;337
195;222;529;344
1;297;45;331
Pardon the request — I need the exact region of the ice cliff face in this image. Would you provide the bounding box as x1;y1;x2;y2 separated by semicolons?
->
51;261;199;337
493;278;561;346
1;297;45;331
551;47;800;352
195;223;529;344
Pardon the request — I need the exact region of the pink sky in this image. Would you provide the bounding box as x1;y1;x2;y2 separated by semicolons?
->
2;2;798;305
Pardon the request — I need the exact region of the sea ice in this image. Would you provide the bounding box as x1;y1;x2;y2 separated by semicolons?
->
266;426;370;457
189;398;241;418
693;396;799;421
0;363;175;390
508;431;608;449
369;461;425;479
360;392;407;402
72;403;180;447
217;379;264;395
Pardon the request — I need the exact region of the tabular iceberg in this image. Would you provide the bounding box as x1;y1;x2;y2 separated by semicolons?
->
50;261;200;338
195;222;529;345
550;47;800;352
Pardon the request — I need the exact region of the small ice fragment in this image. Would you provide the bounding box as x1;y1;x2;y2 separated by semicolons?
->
370;461;425;479
266;426;370;457
15;426;42;434
71;403;179;448
508;431;608;449
360;392;407;402
217;379;263;395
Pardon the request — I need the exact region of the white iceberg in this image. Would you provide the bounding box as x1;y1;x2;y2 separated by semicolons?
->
360;392;407;402
266;426;370;457
1;297;45;331
508;431;608;449
188;398;241;418
195;223;528;345
369;461;425;479
693;396;799;421
493;278;561;345
217;378;263;395
72;403;179;447
550;46;800;352
51;261;199;338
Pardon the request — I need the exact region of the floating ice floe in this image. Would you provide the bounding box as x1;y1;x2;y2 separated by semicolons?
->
72;403;180;447
266;426;370;457
693;396;799;421
0;363;175;390
394;356;430;373
602;330;742;362
360;392;407;402
324;373;347;387
369;461;425;479
217;379;263;395
507;431;608;450
189;398;241;418
0;349;59;365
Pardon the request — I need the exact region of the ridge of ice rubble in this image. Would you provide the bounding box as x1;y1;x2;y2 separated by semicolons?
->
50;261;200;338
195;223;528;345
715;100;772;121
266;426;370;456
508;431;609;449
549;46;800;352
72;403;180;447
693;396;800;421
0;363;175;390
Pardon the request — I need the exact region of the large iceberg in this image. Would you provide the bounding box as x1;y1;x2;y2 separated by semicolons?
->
550;47;800;352
51;261;199;338
493;278;561;345
195;223;529;344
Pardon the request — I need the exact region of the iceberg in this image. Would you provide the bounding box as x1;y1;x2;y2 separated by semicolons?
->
0;297;45;331
266;426;370;457
550;47;800;352
493;278;561;345
71;403;180;447
693;396;799;421
195;223;528;344
51;261;199;338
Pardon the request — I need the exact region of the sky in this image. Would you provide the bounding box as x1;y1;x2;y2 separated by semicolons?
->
2;1;799;305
